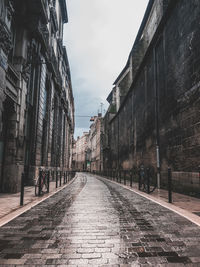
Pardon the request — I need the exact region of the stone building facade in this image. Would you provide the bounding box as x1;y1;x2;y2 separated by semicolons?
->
0;0;74;193
74;115;103;172
103;0;200;193
74;132;89;171
88;115;103;172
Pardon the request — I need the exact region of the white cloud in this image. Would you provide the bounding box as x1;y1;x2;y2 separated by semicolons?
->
63;0;149;138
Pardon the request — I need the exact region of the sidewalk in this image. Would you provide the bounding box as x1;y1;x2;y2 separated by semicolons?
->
0;179;75;227
131;181;200;215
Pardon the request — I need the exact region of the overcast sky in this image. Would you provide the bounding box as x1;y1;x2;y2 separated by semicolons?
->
63;0;148;139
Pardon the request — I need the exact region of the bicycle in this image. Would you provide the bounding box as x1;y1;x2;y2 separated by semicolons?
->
35;170;48;196
139;165;146;191
139;165;157;193
147;166;157;193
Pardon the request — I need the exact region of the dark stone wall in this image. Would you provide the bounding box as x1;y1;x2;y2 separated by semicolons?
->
107;0;200;175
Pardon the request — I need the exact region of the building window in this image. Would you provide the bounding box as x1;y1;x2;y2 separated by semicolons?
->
8;22;16;64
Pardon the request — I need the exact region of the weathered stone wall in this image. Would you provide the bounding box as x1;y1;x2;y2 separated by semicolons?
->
0;0;74;192
107;0;200;189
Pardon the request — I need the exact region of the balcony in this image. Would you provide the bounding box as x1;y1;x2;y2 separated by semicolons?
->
51;48;58;76
50;6;58;33
0;17;12;57
38;0;48;24
57;38;63;54
23;0;48;24
50;48;62;88
38;21;49;50
56;71;62;87
6;63;19;103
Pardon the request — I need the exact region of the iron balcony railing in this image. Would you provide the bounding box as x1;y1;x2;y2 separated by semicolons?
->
38;21;49;50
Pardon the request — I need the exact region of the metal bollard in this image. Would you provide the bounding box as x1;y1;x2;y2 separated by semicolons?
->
124;170;126;185
47;170;50;193
199;166;200;184
64;172;66;184
147;168;150;194
56;171;58;188
130;170;133;187
39;170;42;196
168;167;172;203
138;170;141;191
20;173;25;206
60;171;62;187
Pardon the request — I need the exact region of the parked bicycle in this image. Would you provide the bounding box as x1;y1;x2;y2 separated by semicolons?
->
35;170;48;196
139;165;157;193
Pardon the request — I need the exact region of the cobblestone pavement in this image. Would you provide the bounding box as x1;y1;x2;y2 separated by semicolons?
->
0;173;199;266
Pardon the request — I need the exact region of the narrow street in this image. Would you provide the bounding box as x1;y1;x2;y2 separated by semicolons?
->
0;173;199;266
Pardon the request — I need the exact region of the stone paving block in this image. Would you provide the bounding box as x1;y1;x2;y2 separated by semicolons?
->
97;243;114;248
146;256;168;265
68;258;88;265
81;252;101;259
59;248;77;254
22;253;41;259
61;253;81;259
88;258;108;265
95;247;111;253
25;258;47;264
88;240;105;244
77;248;94;253
0;259;27;265
41;248;60;254
41;253;62;259
53;258;70;264
81;243;97;248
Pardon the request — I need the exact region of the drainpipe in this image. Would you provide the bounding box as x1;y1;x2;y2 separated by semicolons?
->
154;47;161;189
117;115;119;170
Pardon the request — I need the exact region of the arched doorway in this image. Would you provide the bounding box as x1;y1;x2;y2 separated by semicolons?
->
0;96;16;192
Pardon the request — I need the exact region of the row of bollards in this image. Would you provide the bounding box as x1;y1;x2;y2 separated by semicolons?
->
93;169;139;191
91;166;177;204
168;167;172;203
20;170;76;206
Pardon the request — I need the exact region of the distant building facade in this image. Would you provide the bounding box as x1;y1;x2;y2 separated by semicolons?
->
103;0;200;193
74;132;89;171
89;115;103;172
74;114;103;172
0;0;74;193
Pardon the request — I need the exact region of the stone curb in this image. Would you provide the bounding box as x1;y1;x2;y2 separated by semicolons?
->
0;175;77;228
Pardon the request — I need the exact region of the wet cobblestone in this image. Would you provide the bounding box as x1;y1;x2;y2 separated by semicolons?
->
0;173;199;266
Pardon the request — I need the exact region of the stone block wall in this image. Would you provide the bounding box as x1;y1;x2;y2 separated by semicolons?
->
106;0;200;192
